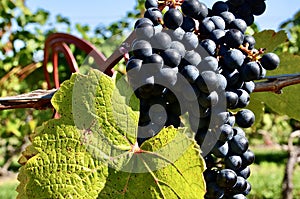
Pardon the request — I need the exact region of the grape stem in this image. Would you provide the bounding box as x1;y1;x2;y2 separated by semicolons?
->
254;73;300;94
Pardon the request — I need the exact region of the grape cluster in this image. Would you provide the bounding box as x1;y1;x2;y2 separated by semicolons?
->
126;0;280;198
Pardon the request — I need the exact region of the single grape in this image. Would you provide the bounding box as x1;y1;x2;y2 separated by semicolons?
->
197;56;219;72
218;124;234;142
163;8;184;30
199;18;216;35
249;0;266;16
235;109;255;128
236;166;251;179
260;52;280;70
135;23;155;40
243;35;256;50
212;1;230;15
144;7;163;26
226;91;239;109
235;89;250;108
242;81;255;94
181;50;201;67
196;70;219;93
223;49;245;71
210;16;226;30
242;149;255;167
134;18;154;29
150;32;172;50
224;29;244;48
169;41;186;58
181;64;200;84
182;32;199;50
145;0;158;9
232;176;248;194
161;48;182;68
181;16;196;32
143;53;164;72
155;67;178;87
170;27;185;41
210;29;225;45
199;39;217;56
229;133;249;155
220;11;235;28
132;40;152;59
225;155;243;170
230;18;247;33
198;91;219;108
181;0;202;18
212;141;229;158
216;169;238;188
240;61;261;81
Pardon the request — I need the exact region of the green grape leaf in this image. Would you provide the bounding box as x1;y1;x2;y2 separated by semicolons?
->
253;30;288;52
18;69;206;199
98;126;206;199
17;119;108;199
253;53;300;121
51;75;76;123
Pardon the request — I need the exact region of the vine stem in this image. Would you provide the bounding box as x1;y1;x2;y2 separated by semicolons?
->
253;73;300;93
0;74;300;110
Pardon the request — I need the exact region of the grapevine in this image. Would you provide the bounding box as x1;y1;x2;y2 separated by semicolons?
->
125;0;281;198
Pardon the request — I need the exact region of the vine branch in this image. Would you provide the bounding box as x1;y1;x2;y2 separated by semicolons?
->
1;74;300;110
253;73;300;93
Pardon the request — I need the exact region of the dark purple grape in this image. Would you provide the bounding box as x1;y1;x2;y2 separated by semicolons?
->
240;61;261;81
163;8;184;30
224;29;244;48
181;65;200;84
242;149;255;166
150;32;172;50
135;23;155;40
132;40;152;59
260;52;280;70
212;141;229;158
229;134;249;155
223;49;245;71
212;1;230;15
134;18;154;29
243;35;256;50
145;0;158;9
161;49;181;68
144;7;162;26
181;0;202;18
230;18;247;33
181;50;201;66
181;16;196;32
219;11;235;26
225;155;243;170
235;109;255;128
216;169;238;188
199;39;216;56
226;91;239;109
182;32;199;50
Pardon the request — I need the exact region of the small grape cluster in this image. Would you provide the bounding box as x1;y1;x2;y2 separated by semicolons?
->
126;0;280;198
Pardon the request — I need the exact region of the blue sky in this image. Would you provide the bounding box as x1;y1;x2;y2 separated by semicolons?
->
26;0;300;31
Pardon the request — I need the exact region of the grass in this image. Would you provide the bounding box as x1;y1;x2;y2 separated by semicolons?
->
248;160;300;199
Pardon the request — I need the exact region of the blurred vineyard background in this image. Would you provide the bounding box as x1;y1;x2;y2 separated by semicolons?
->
0;0;299;198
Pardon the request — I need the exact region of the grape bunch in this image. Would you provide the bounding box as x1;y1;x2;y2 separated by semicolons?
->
125;0;280;198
